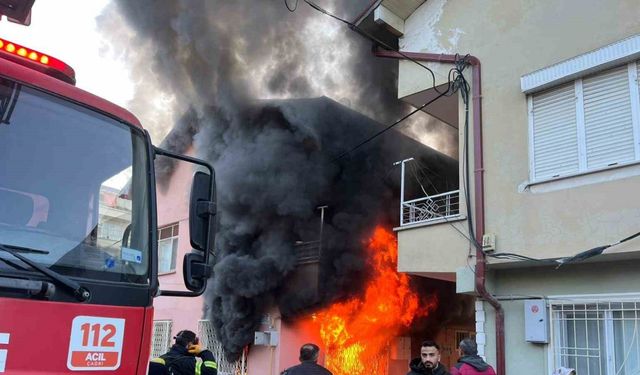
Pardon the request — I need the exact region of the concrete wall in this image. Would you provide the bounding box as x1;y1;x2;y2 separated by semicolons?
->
482;259;640;375
397;217;469;275
153;149;205;338
396;0;640;261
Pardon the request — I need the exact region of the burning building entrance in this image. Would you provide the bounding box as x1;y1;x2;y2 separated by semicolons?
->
304;226;437;375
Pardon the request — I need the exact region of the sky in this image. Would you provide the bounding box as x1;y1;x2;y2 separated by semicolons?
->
2;1;137;189
0;0;457;157
1;0;133;108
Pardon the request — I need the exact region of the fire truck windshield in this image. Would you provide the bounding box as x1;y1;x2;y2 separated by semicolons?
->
0;77;151;284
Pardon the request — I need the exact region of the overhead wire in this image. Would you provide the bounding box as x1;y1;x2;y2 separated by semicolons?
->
289;0;450;94
333;90;448;161
287;0;640;267
436;55;640;267
286;0;464;161
284;0;298;12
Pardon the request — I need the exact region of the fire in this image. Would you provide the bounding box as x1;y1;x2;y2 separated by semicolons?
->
307;226;437;375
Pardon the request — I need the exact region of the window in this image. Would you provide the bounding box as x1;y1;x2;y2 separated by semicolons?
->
551;301;640;375
151;320;172;358
158;223;179;274
528;62;640;182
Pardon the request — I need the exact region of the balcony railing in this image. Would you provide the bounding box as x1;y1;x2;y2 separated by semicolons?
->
295;240;320;264
401;189;460;226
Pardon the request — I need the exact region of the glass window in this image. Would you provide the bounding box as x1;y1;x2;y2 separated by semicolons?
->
0;78;150;283
158;223;179;274
552;301;640;375
529;62;640;182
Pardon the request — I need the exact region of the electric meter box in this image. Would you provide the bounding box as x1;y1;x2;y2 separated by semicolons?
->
524;299;548;343
254;331;279;346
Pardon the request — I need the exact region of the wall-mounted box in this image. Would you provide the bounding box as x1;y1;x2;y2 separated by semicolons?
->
254;331;279;346
524;299;548;343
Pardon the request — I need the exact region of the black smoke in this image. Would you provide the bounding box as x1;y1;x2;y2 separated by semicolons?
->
103;0;458;360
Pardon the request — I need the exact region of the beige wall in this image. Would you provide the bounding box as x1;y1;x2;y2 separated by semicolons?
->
392;2;640;373
397;217;470;275
482;259;640;375
397;0;640;261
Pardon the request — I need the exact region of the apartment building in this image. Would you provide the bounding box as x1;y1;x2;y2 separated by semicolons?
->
357;1;640;374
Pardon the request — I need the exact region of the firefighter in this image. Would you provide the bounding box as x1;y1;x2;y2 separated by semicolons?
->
149;330;218;375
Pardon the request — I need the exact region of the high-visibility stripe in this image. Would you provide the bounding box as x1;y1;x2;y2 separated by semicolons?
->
151;358;166;365
195;361;202;375
203;360;218;369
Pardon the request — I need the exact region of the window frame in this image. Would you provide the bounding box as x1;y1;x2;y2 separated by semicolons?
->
548;296;640;375
528;61;640;184
157;222;179;275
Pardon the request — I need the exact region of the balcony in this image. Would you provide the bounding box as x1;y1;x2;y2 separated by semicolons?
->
401;190;460;226
395;158;468;279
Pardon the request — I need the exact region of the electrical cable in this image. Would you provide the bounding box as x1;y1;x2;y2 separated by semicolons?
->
333;90;448;160
284;0;298;12
449;57;640;266
407;160;472;244
288;0;454;95
290;0;640;268
288;0;466;159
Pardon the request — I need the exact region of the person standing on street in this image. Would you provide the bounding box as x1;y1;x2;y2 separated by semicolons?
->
149;330;218;375
281;343;333;375
407;340;451;375
450;338;496;375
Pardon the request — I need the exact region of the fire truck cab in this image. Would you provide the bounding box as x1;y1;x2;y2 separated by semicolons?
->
0;34;216;374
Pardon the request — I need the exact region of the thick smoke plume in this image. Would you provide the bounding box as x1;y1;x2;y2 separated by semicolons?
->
102;0;458;360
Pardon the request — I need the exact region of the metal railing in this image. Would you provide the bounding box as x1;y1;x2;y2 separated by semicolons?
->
401;190;460;226
550;300;640;375
198;320;247;375
151;320;173;358
295;240;320;264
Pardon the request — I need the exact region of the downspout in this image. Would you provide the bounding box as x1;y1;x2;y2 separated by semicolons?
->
374;50;506;375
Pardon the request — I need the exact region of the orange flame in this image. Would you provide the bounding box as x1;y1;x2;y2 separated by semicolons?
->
306;226;437;375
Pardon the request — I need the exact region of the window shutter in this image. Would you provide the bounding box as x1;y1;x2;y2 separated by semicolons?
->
583;65;635;169
531;83;579;180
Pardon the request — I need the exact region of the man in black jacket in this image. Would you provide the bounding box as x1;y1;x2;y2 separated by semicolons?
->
407;340;451;375
149;330;218;375
281;343;332;375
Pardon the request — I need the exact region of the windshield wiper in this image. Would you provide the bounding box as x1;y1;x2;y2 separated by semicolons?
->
0;244;90;301
0;243;49;254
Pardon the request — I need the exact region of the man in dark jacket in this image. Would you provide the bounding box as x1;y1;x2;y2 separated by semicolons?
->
281;343;332;375
149;330;218;375
407;340;450;375
450;338;496;375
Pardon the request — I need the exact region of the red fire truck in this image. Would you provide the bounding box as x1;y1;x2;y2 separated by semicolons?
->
0;22;216;375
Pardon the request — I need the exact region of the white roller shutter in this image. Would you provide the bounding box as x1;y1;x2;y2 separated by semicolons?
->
531;83;579;180
583;65;635;169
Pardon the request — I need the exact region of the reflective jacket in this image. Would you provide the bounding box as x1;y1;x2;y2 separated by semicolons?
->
150;344;218;375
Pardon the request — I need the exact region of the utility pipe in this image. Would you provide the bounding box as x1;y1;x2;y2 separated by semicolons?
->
374;49;506;375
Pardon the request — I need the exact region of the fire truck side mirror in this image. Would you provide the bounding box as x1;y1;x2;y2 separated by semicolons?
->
189;171;216;252
183;252;211;292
